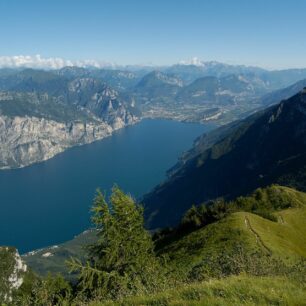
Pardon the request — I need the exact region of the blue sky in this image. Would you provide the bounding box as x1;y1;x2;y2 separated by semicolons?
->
0;0;305;68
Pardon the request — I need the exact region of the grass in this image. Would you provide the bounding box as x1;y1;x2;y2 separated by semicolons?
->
20;185;306;306
157;213;257;276
242;208;306;261
156;189;306;279
88;275;306;305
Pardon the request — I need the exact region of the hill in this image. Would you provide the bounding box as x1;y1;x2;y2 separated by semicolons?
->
23;186;306;278
153;185;306;279
18;185;306;305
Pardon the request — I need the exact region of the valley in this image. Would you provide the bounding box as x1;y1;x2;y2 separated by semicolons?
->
1;62;306;305
2;2;306;305
1;63;306;170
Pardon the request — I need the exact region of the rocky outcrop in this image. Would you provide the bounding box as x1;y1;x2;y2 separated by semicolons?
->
0;114;138;169
0;247;27;303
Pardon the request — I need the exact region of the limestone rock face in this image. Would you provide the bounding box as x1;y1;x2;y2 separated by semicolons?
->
0;247;27;303
0;114;138;169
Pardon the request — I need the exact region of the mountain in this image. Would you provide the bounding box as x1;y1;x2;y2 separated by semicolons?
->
165;61;306;89
132;71;274;124
133;71;183;103
0;69;138;124
57;67;143;90
165;61;266;83
1;65;306;169
176;74;268;105
0;70;139;169
143;89;306;228
259;78;306;106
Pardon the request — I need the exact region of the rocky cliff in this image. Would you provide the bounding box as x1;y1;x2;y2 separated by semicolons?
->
0;114;138;169
0;247;27;303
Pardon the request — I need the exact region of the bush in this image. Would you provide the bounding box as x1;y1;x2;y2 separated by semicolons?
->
15;273;72;306
187;243;295;282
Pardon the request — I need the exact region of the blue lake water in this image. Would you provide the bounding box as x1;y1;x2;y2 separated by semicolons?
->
0;119;213;253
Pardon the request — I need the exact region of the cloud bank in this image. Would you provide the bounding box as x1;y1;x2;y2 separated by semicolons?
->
0;54;114;69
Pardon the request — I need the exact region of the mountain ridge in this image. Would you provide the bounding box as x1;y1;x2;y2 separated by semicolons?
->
143;89;306;228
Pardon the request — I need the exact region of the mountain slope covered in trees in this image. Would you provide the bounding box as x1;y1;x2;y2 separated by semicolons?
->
143;89;306;228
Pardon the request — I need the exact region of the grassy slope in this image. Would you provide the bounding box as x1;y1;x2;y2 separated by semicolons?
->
158;213;258;275
160;208;306;273
157;187;306;277
91;188;306;305
21;186;306;304
24;187;306;279
91;275;306;306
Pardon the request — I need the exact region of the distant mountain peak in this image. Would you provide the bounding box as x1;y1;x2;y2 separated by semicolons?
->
137;71;183;87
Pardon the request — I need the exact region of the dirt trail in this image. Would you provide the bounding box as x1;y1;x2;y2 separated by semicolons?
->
244;216;272;255
278;215;285;224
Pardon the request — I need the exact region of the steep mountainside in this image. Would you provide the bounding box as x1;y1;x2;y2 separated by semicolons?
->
259;78;306;106
0;70;139;169
1;66;306;169
0;115;114;169
143;89;306;228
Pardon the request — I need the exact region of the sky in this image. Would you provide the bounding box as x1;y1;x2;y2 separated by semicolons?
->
0;0;305;69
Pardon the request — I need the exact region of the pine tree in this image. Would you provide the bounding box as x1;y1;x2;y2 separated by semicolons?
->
68;186;163;299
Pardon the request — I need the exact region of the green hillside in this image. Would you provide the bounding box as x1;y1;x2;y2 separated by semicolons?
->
7;186;306;305
158;206;306;279
91;275;306;306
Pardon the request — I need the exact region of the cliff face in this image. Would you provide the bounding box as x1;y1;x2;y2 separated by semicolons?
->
0;114;138;169
0;247;27;303
0;69;141;169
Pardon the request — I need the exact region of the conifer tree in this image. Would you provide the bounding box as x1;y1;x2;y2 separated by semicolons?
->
68;186;162;299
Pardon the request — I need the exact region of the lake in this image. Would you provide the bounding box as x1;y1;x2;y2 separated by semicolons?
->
0;119;213;253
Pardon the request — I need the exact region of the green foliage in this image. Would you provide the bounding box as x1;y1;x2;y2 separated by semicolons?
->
180;185;302;232
187;243;294;282
230;184;302;214
8;185;306;305
0;93;96;123
182;198;228;229
0;247;18;303
68;186;164;300
89;275;306;306
15;273;72;306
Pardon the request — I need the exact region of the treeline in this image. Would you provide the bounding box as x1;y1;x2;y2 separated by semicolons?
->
155;184;301;241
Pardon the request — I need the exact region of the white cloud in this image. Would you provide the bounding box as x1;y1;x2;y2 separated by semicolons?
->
179;57;205;67
0;54;114;69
